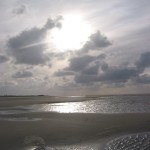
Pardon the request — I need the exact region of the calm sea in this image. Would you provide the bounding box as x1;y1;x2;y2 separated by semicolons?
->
0;95;150;115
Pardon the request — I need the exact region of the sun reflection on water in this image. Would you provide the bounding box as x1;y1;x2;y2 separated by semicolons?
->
29;95;150;114
42;102;86;113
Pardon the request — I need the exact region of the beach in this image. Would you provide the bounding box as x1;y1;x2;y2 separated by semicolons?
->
0;113;150;149
0;95;150;149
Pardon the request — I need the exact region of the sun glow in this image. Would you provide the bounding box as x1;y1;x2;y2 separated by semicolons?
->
50;15;92;51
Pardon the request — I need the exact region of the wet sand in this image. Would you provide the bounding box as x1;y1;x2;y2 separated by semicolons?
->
0;113;150;149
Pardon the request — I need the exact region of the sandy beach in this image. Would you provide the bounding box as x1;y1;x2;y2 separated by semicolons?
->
0;113;150;149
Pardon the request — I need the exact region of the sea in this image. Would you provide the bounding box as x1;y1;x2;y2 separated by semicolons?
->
0;95;150;150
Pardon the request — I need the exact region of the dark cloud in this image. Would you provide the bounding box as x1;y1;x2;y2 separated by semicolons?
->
101;62;109;71
54;53;107;78
98;67;138;83
75;66;138;84
12;5;27;15
7;17;62;65
75;74;98;84
74;52;150;85
81;64;99;75
13;44;49;65
79;30;111;53
56;51;150;85
0;55;9;63
66;55;96;71
55;52;150;85
136;52;150;70
8;28;45;49
134;74;150;84
12;71;33;78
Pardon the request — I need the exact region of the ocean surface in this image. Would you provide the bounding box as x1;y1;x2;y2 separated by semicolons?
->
0;95;150;150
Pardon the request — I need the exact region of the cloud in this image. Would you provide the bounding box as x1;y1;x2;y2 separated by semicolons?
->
12;71;33;78
8;28;46;49
54;53;107;77
97;53;106;59
11;44;49;65
74;51;150;85
75;66;138;84
56;50;150;86
7;17;62;65
134;74;150;84
98;67;138;83
12;5;27;15
43;16;63;30
54;70;75;76
101;62;109;71
136;52;150;70
81;64;99;75
57;30;111;78
75;74;98;84
66;55;96;71
0;55;9;63
79;30;112;53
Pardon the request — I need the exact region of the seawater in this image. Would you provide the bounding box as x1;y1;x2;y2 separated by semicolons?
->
0;95;150;115
31;95;150;113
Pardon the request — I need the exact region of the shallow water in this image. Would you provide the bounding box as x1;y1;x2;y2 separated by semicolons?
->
0;95;150;115
31;95;150;113
0;95;150;150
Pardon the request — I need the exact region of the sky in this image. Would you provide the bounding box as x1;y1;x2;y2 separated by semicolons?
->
0;0;150;96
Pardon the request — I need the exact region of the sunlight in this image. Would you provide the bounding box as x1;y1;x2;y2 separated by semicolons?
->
49;14;92;51
45;103;80;113
37;102;85;113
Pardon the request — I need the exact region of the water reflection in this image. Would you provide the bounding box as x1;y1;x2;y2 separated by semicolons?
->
1;96;150;115
40;102;87;113
31;97;150;114
33;100;112;113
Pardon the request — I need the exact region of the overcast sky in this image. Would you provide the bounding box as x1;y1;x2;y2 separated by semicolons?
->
0;0;150;96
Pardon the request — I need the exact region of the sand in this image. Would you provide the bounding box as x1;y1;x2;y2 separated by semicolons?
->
0;113;150;149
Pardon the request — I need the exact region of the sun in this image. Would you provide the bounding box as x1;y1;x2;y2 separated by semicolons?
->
49;14;92;51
